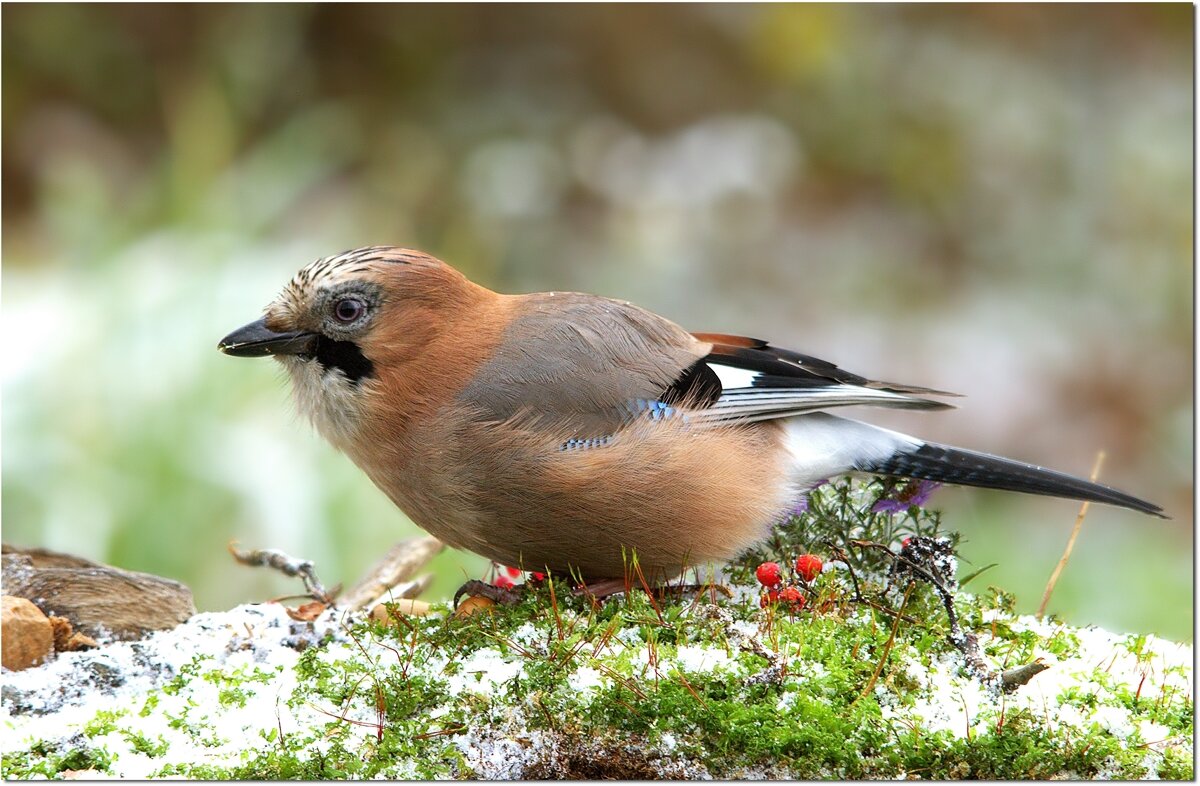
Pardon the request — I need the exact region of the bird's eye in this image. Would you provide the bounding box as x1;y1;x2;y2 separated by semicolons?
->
333;298;366;323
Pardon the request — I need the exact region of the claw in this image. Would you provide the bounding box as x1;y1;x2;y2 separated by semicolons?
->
453;578;525;608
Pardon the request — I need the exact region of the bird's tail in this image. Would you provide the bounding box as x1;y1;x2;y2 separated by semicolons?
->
784;414;1165;517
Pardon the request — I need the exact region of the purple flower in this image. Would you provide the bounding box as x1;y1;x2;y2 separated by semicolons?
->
872;479;941;514
785;479;828;519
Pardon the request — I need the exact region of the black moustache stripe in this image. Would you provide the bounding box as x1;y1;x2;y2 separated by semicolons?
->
314;337;375;383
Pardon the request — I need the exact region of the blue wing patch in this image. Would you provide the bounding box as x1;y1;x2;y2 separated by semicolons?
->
560;400;688;451
631;399;680;421
559;435;614;451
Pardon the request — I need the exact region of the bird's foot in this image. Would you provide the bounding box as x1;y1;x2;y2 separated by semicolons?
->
453;579;525;608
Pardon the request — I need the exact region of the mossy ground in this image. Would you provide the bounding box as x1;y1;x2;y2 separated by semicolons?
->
2;480;1193;779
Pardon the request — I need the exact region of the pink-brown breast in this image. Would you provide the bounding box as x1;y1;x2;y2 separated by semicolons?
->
360;403;796;580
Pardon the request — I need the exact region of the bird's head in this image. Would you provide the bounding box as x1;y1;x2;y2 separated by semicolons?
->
219;246;491;447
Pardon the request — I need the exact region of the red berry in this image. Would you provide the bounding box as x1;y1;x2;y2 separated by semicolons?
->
794;554;823;582
759;588;781;608
756;561;783;587
777;583;806;609
529;571;547;584
495;575;514;589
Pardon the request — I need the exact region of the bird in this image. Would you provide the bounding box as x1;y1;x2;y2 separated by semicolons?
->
218;246;1163;595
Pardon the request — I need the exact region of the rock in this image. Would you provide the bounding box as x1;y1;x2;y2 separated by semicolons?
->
1;546;103;570
2;595;54;671
2;544;195;641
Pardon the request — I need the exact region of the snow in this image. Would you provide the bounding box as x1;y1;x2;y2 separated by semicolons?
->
728;620;760;639
567;665;605;695
673;645;733;674
449;648;525;698
875;650;992;740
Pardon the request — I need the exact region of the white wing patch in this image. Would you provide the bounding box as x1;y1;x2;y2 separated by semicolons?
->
710;363;761;390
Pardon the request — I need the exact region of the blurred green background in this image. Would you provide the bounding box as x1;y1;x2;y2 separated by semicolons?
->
2;5;1192;639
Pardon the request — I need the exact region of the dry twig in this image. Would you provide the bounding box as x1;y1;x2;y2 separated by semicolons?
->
1037;451;1106;620
339;537;444;610
228;543;332;603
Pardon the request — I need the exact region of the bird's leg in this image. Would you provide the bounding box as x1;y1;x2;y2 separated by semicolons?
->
571;577;631;599
879;536;1043;692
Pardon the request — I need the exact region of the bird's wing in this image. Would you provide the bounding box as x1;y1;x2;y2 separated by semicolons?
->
457;297;956;436
683;333;959;424
457;293;705;435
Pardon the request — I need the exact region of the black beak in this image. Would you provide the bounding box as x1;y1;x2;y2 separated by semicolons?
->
218;317;319;358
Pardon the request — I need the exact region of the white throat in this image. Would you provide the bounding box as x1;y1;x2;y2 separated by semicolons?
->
278;356;368;451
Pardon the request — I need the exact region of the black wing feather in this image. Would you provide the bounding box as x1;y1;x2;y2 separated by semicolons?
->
656;333;957;423
691;333;959;396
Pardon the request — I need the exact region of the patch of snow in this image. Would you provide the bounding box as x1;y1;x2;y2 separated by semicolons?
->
1092;705;1135;740
673;645;732;674
659;732;678;752
446;648;525;698
728;620;759;639
615;628;643;647
886;652;993;739
1137;718;1172;745
509;622;544;651
453;727;551;779
567;665;605;696
775;689;800;712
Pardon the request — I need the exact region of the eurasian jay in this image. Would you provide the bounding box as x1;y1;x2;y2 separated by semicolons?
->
219;246;1162;590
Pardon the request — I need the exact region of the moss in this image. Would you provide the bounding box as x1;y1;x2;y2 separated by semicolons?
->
123;731;170;758
898;715;1131;778
1159;745;1194;780
82;709;127;738
7;586;1190;780
1;738;115;779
